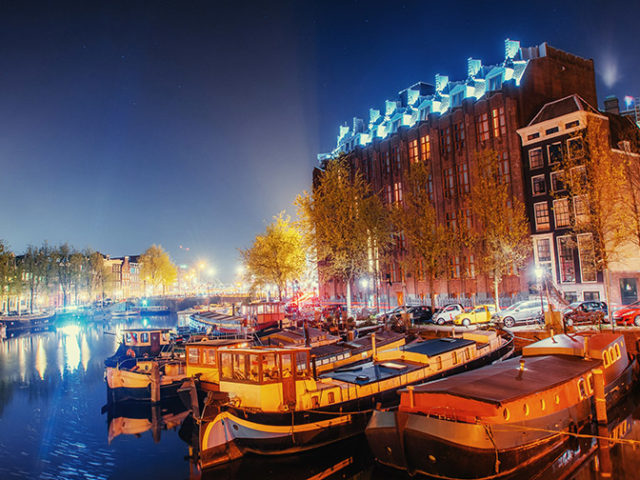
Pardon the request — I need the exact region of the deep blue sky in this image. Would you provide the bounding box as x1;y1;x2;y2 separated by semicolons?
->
1;1;638;282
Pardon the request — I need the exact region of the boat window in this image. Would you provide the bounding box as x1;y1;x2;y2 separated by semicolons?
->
232;354;247;380
281;353;293;378
296;352;310;377
503;408;510;421
452;351;458;365
587;373;594;394
578;378;587;399
262;353;280;382
141;333;149;343
188;348;200;365
125;332;138;344
204;348;217;366
436;357;442;370
615;343;621;359
464;348;471;361
523;403;530;416
555;393;560;405
220;353;233;379
540;399;546;411
162;332;170;343
609;347;616;363
248;354;260;382
603;351;610;367
328;391;335;404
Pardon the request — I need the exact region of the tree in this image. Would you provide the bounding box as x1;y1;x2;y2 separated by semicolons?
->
0;241;15;314
297;156;390;316
87;251;113;305
469;150;530;309
240;212;306;301
18;244;52;313
559;120;633;321
140;245;177;295
391;162;452;308
53;243;75;307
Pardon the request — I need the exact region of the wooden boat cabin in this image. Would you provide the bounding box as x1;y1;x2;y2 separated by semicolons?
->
242;301;285;331
185;338;251;390
262;326;339;348
104;328;173;367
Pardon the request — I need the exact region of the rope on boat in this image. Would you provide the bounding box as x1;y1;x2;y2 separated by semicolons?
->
486;422;640;447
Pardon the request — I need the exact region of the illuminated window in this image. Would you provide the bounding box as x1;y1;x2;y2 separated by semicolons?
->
587;373;594;394
420;134;431;161
384;151;390;174
393;182;403;204
476;113;490;143
392;145;401;171
532;175;546;196
385;185;393;205
464;348;471;361
409;139;419;163
578;378;587;399
553;199;571;228
503;408;510;420
457;163;469;194
555;394;560;405
328;391;335;404
491;107;506;137
528;148;543;169
141;332;149;343
464;254;476;278
204;348;217;366
615;343;621;359
452;351;458;365
188;348;200;365
534;202;550;230
449;256;461;279
523;403;530;416
604;350;611;367
436;356;442;370
557;236;576;283
540;399;546;411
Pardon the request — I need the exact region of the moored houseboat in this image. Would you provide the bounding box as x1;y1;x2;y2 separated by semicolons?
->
365;333;638;479
196;330;513;469
0;311;55;332
192;301;286;335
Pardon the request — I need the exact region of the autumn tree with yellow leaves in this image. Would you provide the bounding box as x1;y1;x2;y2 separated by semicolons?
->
469;150;530;309
240;213;306;301
296;156;392;316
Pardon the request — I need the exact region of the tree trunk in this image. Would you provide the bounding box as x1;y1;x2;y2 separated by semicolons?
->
346;279;352;318
493;274;500;310
30;286;35;314
429;275;436;309
604;268;614;332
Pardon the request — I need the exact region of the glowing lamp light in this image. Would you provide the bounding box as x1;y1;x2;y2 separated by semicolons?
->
534;266;543;281
624;96;634;109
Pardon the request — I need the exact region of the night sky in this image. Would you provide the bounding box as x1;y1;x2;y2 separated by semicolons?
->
0;1;637;282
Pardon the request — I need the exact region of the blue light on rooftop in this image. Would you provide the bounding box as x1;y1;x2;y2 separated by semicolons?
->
320;39;530;161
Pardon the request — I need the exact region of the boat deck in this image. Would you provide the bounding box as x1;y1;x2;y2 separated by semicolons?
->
322;361;423;385
402;337;475;356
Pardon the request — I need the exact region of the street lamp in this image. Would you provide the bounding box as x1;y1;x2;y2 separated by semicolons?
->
359;278;369;308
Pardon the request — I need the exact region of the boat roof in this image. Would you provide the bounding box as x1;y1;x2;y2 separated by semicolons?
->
522;333;623;358
402;337;475;356
409;355;601;405
185;338;249;347
322;360;423;385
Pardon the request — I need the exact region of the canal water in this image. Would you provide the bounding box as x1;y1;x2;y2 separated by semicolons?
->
1;314;639;480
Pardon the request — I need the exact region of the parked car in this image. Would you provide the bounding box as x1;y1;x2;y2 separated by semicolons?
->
453;304;497;326
612;300;640;326
432;304;465;325
563;301;608;327
493;299;548;328
407;305;434;324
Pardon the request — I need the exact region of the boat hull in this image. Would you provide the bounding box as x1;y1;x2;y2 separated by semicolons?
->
199;336;514;469
365;357;637;479
105;367;187;402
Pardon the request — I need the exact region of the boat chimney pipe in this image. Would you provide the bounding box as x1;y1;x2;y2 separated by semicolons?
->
408;385;415;408
372;333;377;361
311;354;318;380
593;368;607;425
584;336;590;359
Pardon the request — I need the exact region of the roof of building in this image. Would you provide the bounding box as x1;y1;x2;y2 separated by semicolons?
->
528;94;599;126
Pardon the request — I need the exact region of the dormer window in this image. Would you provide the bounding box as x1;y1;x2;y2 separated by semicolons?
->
488;75;503;91
527;132;540;141
545;127;559;135
452;91;464;107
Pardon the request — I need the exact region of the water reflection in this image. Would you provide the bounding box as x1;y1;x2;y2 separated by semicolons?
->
1;315;640;480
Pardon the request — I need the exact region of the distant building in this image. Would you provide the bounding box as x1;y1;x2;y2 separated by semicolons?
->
105;254;143;299
604;95;640;128
316;39;601;307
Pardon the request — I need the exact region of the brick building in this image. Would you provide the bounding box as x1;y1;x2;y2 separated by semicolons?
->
317;40;600;308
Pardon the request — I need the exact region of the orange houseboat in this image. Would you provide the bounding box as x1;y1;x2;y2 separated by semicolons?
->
191;301;285;335
196;330;513;469
365;333;638;479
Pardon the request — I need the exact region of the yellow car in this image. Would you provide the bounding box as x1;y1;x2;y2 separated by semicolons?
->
453;305;497;326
